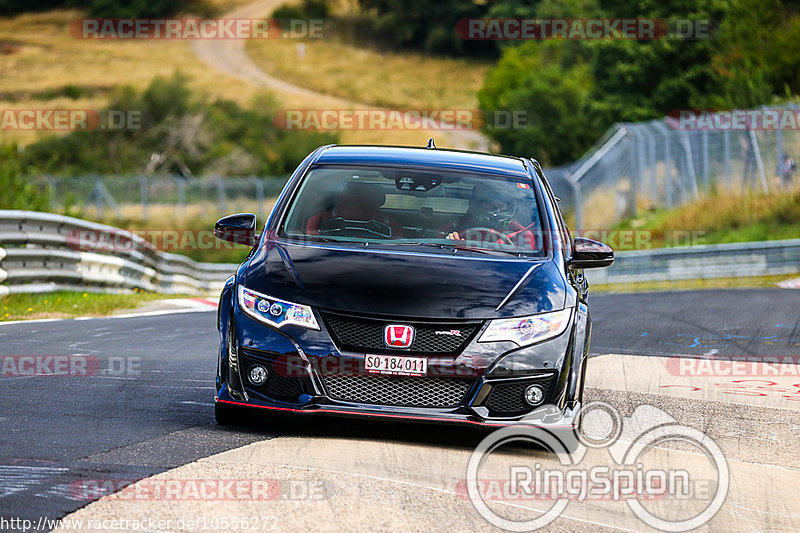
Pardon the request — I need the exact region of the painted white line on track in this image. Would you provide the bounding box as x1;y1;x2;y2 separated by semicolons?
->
777;277;800;288
0;299;218;326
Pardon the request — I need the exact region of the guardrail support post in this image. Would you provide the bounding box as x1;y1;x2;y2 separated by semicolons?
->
565;177;582;232
749;129;769;193
253;177;264;216
680;132;700;201
138;176;148;221
94;179;103;218
216;177;226;214
630;126;640;217
701;131;709;189
176;178;186;218
723;130;731;191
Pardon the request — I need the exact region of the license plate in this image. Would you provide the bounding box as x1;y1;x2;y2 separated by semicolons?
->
364;354;427;377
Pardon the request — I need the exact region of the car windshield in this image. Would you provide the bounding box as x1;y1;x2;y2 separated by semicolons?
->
281;165;546;255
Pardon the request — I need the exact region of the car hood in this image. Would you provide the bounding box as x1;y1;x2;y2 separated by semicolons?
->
243;242;567;319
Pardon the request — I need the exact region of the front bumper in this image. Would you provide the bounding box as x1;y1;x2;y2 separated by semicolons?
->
215;383;579;429
217;306;581;429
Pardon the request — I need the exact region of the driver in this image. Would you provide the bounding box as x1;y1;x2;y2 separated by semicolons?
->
446;182;537;249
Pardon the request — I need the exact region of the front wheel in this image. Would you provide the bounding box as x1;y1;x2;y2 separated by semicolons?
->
214;401;245;425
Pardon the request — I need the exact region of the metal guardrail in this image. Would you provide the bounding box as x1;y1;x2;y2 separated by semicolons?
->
1;211;797;294
586;238;800;285
0;211;238;296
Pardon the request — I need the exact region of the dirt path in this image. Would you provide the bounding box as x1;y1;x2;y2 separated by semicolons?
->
191;0;489;151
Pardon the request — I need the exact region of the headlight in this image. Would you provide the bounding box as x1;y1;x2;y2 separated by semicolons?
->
237;286;319;330
478;309;571;347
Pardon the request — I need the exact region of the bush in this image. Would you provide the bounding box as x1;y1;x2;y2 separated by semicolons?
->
0;0;63;16
0;0;213;17
353;0;494;56
0;148;50;210
272;0;329;20
19;73;338;177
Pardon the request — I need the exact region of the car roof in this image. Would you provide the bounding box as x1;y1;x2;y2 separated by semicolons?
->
312;145;531;179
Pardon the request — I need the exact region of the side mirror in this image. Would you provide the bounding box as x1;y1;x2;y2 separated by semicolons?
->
214;213;258;246
568;237;614;269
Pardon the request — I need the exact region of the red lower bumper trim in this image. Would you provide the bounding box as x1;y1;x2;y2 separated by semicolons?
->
215;397;575;429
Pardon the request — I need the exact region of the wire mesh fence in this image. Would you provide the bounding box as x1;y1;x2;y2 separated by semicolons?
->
43;175;290;223
38;104;800;229
545;104;800;230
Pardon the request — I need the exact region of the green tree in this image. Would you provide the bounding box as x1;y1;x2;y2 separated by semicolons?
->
696;0;800;108
479;41;599;164
479;0;737;164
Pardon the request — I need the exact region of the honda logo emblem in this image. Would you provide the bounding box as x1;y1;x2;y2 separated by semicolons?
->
384;324;415;349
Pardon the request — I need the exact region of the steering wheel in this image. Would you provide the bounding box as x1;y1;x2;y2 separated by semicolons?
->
463;227;514;246
318;217;392;238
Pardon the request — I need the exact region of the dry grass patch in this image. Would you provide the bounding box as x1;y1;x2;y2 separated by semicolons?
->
0;8;449;148
245;37;490;110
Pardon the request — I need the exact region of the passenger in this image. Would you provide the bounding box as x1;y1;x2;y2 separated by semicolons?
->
306;182;403;237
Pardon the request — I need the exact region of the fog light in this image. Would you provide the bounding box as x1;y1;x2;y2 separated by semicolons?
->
249;365;268;386
524;384;545;406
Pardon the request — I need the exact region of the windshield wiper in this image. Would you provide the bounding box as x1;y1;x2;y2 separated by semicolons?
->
395;241;519;256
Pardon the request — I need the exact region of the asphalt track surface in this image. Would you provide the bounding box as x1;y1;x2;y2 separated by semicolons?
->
0;288;798;532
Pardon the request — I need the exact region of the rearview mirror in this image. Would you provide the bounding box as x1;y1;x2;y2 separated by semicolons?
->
568;237;614;269
214;213;257;246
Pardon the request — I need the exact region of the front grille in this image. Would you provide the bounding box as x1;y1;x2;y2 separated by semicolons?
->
259;371;304;400
323;375;471;408
484;375;557;417
321;312;481;355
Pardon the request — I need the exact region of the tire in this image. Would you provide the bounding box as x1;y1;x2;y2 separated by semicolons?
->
555;428;581;453
214;401;245;425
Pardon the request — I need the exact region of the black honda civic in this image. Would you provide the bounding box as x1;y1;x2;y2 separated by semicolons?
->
213;143;613;431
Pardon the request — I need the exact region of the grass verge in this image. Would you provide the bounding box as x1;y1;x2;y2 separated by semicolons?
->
0;290;188;321
614;187;800;249
593;274;797;294
245;36;490;111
